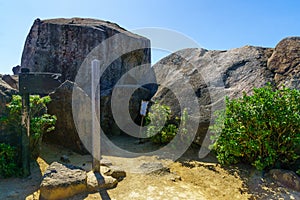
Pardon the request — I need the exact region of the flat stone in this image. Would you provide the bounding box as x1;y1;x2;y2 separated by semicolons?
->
86;171;118;192
40;162;87;200
139;162;170;175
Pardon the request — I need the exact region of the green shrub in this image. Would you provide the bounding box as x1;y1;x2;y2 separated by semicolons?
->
0;143;18;178
210;84;300;170
145;103;188;144
0;95;56;159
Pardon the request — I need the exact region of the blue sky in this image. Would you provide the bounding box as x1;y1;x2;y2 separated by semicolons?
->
0;0;299;74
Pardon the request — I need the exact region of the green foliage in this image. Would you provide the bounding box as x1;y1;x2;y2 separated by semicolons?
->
210;84;300;170
0;143;18;178
145;102;188;144
0;95;56;159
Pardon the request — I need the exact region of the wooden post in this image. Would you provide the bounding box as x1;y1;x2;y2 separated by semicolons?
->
18;69;61;177
91;59;101;172
20;68;31;177
139;116;145;144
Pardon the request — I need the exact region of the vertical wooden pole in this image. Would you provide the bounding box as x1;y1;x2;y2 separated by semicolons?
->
91;59;100;172
20;69;31;177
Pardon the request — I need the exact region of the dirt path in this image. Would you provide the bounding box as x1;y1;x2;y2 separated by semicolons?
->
0;136;299;199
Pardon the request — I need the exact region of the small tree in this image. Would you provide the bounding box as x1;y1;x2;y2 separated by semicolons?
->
0;95;56;159
145;102;188;144
210;84;300;170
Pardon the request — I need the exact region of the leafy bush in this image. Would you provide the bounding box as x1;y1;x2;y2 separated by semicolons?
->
210;84;300;170
0;143;18;178
145;103;188;144
0;95;56;159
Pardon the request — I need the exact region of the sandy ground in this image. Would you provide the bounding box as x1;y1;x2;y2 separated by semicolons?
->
0;135;299;200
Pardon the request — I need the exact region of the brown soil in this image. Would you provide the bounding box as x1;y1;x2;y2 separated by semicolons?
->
0;136;299;200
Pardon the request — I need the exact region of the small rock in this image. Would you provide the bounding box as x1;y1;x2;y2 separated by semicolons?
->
268;169;300;192
86;171;118;192
134;138;147;144
100;166;111;174
103;166;126;181
12;65;21;75
100;158;113;167
139;162;170;175
60;155;70;163
167;174;182;182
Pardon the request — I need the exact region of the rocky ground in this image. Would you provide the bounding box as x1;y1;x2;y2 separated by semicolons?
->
0;135;299;200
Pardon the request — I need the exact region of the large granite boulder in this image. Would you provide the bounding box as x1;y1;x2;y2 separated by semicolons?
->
0;76;18;145
21;18;151;83
1;75;18;90
45;80;152;154
0;76;17;114
44;81;89;153
21;18;153;153
267;37;300;89
152;46;274;146
153;37;300;148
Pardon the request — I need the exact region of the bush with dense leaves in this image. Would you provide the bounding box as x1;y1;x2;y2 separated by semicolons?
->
0;95;56;159
210;84;300;170
145;103;188;144
0;143;18;178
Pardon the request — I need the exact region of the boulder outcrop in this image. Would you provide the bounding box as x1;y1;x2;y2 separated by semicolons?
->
152;46;274;146
21;18;151;83
45;81;89;153
0;77;18;145
152;37;300;147
18;18;300;153
1;75;18;90
0;77;17;116
267;37;300;89
20;18;153;153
